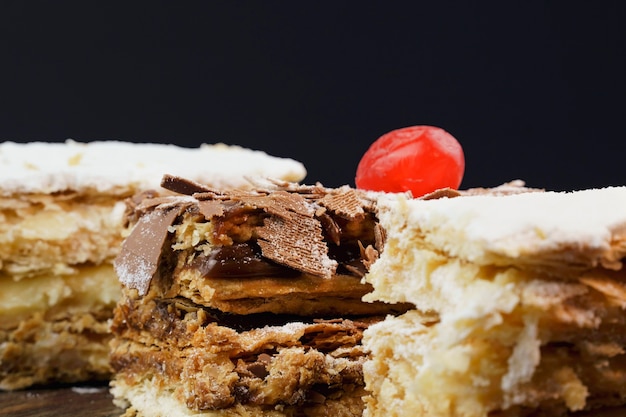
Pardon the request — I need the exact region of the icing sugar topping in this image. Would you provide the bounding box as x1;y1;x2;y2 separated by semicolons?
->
378;186;626;267
0;140;306;195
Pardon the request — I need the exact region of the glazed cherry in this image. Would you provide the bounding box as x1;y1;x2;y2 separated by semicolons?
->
355;125;465;197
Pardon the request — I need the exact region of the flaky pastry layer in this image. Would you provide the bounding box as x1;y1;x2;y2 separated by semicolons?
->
0;263;120;390
364;310;626;417
111;290;377;415
0;309;113;390
362;189;626;416
0;193;126;278
172;263;408;317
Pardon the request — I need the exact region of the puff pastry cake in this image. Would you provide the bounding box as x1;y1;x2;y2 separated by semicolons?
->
109;175;409;417
0;140;306;390
362;186;626;416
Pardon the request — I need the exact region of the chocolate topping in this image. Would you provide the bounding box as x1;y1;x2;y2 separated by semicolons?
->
193;243;299;279
221;190;315;219
117;176;380;292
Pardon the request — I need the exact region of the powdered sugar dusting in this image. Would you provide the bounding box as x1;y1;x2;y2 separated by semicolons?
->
377;186;626;267
115;251;154;296
0;140;306;195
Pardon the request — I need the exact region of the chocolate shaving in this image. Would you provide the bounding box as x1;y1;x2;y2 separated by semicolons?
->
114;206;183;295
230;190;314;219
198;200;226;219
256;212;337;278
318;212;341;246
319;188;365;219
246;362;270;379
421;188;462;200
123;190;159;226
204;188;339;277
319;188;366;219
129;190;159;208
359;241;379;271
136;196;186;212
161;174;214;195
344;264;366;278
248;178;329;199
374;223;386;252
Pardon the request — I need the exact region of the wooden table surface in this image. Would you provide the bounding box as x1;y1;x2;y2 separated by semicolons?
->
2;385;626;416
0;384;123;417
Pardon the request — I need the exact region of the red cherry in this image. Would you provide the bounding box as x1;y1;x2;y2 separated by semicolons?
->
355;125;465;197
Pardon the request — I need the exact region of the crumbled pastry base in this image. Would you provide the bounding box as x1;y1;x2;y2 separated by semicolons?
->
110;290;378;416
112;379;367;417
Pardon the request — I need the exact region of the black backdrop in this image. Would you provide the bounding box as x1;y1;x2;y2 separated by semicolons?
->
1;2;625;190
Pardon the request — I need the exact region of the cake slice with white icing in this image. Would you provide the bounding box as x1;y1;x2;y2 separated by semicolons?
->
0;140;305;390
362;186;626;416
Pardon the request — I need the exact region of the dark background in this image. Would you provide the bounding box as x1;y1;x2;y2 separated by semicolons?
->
1;2;624;190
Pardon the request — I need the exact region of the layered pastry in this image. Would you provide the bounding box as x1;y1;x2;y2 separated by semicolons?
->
110;175;410;417
0;140;306;390
362;186;626;416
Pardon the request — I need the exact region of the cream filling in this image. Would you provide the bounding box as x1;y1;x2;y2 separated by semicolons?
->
0;263;121;330
0;195;126;278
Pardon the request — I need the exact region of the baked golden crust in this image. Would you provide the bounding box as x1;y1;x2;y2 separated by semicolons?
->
172;266;406;317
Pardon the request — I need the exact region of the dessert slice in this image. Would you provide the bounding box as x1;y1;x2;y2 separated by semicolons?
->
362;186;626;417
0;140;305;390
110;176;409;417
